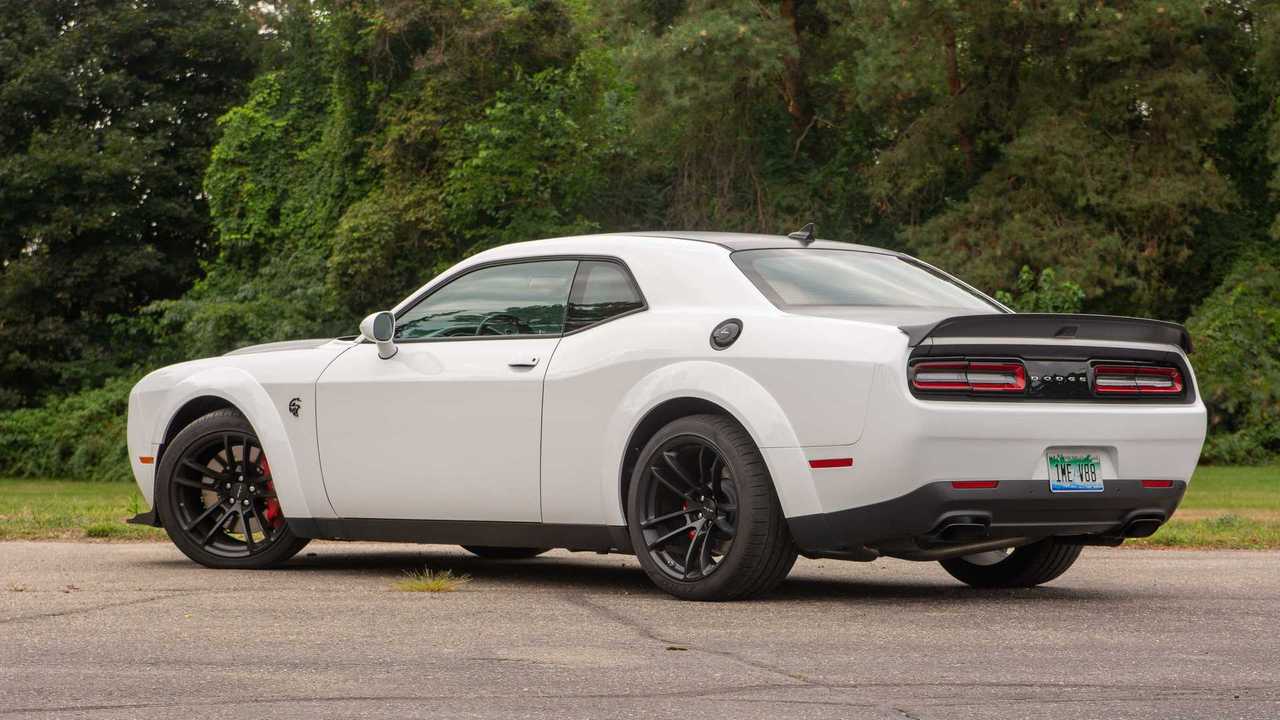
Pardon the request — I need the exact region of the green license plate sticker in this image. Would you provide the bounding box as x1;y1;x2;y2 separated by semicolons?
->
1047;453;1103;493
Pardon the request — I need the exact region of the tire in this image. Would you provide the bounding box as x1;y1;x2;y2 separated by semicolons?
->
939;538;1082;588
462;546;548;560
626;414;796;601
156;408;309;569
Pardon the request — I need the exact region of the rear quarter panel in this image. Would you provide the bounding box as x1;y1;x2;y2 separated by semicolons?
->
539;307;903;525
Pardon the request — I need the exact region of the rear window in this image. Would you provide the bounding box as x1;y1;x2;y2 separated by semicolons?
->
732;249;1000;311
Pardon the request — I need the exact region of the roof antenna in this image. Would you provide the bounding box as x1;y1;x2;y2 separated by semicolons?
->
788;222;816;245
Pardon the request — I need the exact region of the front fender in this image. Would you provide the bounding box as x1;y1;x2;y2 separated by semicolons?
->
141;367;334;521
599;360;820;524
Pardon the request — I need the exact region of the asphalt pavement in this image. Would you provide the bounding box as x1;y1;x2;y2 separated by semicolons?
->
1;541;1277;719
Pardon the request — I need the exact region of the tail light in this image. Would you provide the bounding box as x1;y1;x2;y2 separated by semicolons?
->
911;360;1026;393
1093;365;1183;395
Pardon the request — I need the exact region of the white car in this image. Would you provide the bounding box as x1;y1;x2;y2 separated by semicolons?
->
126;230;1206;600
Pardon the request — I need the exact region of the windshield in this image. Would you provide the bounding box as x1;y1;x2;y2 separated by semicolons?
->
732;249;1002;311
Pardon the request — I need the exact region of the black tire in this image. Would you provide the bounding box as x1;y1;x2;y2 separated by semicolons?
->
156;409;309;569
626;414;796;601
462;546;548;560
939;538;1082;588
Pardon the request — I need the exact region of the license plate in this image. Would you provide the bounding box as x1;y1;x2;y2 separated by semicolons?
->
1047;453;1103;493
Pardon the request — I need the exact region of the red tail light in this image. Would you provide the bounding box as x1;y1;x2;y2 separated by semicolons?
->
912;361;1026;393
1093;365;1183;395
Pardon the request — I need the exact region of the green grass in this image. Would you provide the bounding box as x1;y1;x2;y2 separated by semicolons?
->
1;465;1277;548
0;478;163;541
391;569;470;593
1135;514;1280;550
1130;464;1279;549
1169;465;1279;511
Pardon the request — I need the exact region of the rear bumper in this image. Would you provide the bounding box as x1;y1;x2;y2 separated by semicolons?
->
788;479;1186;555
789;347;1207;520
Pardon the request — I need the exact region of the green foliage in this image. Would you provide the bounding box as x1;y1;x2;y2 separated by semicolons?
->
1187;256;1280;463
843;0;1241;319
0;0;258;408
994;267;1086;314
2;0;1280;478
0;375;137;482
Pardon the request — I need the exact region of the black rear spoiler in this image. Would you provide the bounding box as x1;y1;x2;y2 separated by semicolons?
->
900;313;1193;354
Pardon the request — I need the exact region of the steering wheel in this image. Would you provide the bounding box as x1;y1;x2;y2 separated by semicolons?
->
475;313;529;336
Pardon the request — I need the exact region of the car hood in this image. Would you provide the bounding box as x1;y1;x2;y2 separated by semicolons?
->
223;338;338;356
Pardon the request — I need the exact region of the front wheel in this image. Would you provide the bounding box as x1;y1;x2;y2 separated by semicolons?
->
155;409;309;569
626;414;796;601
939;538;1082;588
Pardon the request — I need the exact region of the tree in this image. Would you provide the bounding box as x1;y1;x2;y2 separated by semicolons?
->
161;0;624;353
0;0;258;407
840;0;1244;319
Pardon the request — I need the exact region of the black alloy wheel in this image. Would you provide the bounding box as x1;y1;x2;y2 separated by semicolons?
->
156;409;309;568
627;414;796;601
638;437;740;582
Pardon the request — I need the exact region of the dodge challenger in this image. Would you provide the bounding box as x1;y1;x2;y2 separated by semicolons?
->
126;230;1206;600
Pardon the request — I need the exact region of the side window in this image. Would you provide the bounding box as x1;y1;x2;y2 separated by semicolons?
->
395;260;578;340
565;261;645;332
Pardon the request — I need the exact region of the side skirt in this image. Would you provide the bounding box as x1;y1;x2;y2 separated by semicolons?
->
288;517;633;554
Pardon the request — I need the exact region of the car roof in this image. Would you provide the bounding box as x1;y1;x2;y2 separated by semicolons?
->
605;231;903;255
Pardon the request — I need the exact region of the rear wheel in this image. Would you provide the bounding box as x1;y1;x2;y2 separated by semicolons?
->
462;546;547;559
626;414;796;601
156;409;309;569
939;538;1082;588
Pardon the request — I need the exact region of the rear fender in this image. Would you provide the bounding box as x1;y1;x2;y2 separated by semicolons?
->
601;361;820;524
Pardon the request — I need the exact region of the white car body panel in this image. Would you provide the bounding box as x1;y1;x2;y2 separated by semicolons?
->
127;231;1207;556
128;341;354;520
801;340;1206;515
315;336;560;521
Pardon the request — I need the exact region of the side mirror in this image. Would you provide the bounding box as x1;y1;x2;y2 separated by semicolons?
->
359;311;398;360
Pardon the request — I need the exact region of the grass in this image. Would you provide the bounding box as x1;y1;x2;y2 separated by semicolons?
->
392;568;470;593
0;478;163;541
0;465;1276;548
1164;465;1278;511
1133;514;1280;550
1131;465;1280;550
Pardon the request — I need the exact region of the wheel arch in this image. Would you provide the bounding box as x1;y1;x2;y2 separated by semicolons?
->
617;397;735;522
148;367;331;522
158;395;240;464
603;360;813;526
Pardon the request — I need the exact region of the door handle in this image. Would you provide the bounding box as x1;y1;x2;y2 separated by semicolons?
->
508;356;540;368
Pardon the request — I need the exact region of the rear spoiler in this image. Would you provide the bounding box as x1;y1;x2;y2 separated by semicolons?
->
900;313;1193;354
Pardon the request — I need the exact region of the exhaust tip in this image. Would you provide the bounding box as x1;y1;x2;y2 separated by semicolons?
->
1123;515;1165;538
935;515;992;542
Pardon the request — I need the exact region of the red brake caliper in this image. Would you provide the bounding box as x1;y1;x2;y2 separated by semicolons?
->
259;455;284;529
683;500;695;540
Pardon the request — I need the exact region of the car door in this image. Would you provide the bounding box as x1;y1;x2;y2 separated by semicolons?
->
315;259;579;522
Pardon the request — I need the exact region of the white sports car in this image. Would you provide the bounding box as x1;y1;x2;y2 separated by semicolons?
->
127;230;1206;600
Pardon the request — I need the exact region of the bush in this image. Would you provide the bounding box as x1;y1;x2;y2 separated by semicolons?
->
994;266;1086;313
1187;257;1280;463
0;375;136;482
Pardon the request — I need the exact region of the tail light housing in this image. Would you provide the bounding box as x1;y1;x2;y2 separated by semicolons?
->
911;360;1026;394
1092;365;1183;396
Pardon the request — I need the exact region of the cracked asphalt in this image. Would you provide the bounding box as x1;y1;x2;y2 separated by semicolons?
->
1;542;1277;719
